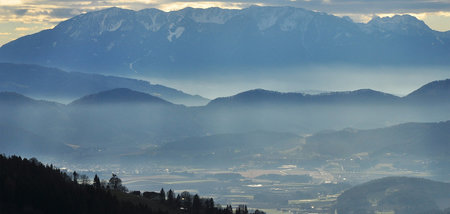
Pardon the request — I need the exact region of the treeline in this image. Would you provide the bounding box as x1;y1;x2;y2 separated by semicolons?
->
131;188;265;214
0;155;265;214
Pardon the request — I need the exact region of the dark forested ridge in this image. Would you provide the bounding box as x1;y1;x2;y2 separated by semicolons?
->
0;155;166;214
0;155;264;214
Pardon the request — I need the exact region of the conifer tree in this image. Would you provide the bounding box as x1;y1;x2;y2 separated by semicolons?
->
176;194;182;208
192;194;201;213
206;198;215;213
93;174;101;189
225;205;233;214
73;171;78;184
167;189;175;204
160;188;166;202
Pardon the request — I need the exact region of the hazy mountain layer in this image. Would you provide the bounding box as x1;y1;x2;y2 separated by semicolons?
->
70;88;173;105
1;79;449;176
208;78;450;106
335;177;450;214
0;63;208;106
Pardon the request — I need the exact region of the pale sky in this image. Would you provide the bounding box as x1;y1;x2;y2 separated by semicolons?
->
1;0;450;46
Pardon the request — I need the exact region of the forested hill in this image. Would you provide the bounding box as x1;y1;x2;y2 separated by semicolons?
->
0;155;167;214
0;155;264;214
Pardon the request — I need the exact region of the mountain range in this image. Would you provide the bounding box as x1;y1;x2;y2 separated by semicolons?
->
207;88;401;107
1;5;449;212
0;78;449;180
207;78;450;107
1;78;449;154
0;6;449;76
0;63;208;106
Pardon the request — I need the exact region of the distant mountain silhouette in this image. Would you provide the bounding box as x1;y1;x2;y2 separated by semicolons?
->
0;6;449;76
207;78;450;107
0;91;59;106
1;79;449;163
335;177;450;214
207;88;400;107
0;93;68;156
0;63;208;106
198;80;450;133
0;91;37;105
405;79;450;103
69;88;174;105
305;121;450;158
0;90;200;153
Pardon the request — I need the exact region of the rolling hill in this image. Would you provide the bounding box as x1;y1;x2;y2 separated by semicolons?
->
0;63;208;106
70;88;174;106
335;177;450;214
405;79;450;104
207;88;400;107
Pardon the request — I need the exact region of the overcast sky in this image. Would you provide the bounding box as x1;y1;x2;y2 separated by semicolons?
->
1;0;450;45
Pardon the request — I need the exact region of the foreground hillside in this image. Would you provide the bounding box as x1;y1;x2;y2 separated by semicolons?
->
2;155;448;214
0;155;264;214
0;155;169;214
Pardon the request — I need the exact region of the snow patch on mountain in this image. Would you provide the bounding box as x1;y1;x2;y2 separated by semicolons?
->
258;15;278;30
280;10;313;32
109;19;124;32
188;8;236;24
167;26;185;42
140;16;163;31
190;13;229;24
99;18;124;35
70;31;81;39
136;9;165;32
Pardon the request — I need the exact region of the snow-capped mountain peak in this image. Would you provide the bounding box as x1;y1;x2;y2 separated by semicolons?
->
367;14;431;34
1;6;448;76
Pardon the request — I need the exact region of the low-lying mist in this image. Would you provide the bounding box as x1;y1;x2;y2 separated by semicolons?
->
138;65;450;99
